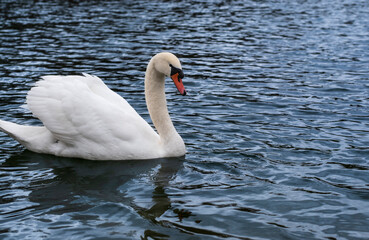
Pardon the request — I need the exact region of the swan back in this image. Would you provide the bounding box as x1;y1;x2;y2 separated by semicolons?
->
25;73;162;160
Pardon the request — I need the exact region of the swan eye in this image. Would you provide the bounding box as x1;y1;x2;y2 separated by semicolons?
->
170;64;184;81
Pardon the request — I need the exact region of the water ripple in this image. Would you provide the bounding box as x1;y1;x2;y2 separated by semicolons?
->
1;0;369;239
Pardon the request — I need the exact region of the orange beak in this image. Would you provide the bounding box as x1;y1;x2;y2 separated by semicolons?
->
171;73;186;96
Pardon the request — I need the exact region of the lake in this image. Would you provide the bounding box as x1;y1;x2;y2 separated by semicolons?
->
0;0;368;239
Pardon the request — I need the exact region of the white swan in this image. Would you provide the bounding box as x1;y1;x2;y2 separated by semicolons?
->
0;52;187;160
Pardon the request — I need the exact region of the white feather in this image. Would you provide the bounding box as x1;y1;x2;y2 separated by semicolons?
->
0;52;186;160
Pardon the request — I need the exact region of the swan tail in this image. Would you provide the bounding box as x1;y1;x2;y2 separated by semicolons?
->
0;120;23;140
0;119;54;152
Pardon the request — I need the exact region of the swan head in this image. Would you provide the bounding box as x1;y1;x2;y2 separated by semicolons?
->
153;52;186;96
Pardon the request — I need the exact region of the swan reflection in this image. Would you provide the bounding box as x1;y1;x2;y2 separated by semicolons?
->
2;151;185;239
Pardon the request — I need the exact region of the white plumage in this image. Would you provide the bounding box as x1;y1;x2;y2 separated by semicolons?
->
0;52;187;160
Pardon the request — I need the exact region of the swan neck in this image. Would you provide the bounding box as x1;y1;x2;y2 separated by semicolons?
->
145;61;179;144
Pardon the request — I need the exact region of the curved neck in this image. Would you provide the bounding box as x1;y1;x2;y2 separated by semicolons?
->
145;61;179;144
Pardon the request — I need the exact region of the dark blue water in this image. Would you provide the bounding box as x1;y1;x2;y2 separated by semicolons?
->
1;0;369;239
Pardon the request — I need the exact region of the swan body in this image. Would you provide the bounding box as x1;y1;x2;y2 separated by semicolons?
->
0;52;187;160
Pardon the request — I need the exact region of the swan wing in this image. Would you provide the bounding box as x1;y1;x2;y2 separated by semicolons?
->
26;74;159;158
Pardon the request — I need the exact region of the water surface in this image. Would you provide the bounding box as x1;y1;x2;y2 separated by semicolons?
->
1;0;369;239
